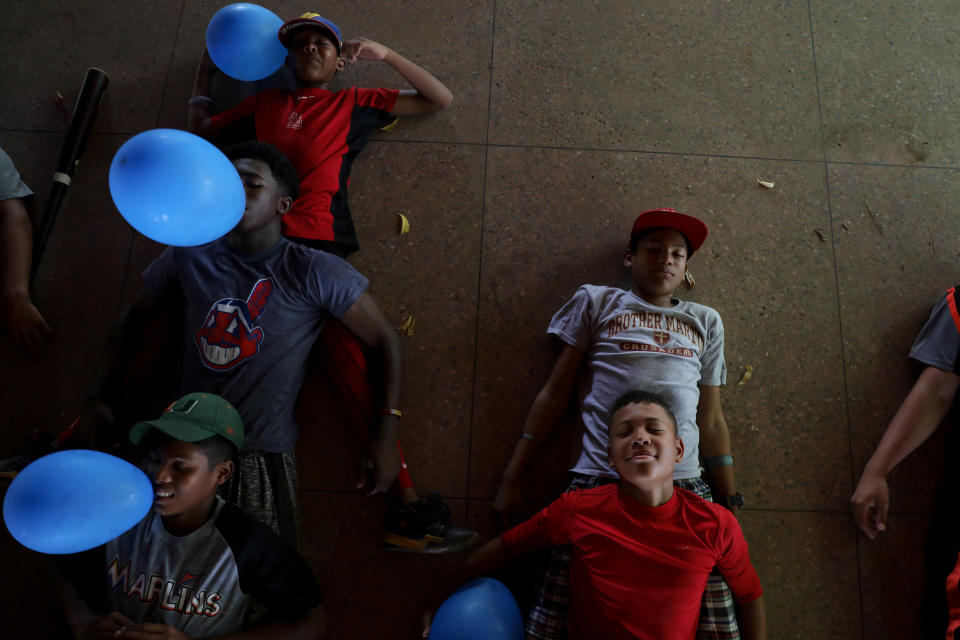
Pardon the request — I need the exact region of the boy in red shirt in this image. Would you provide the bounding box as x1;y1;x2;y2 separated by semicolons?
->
424;390;766;640
186;13;469;552
187;12;451;257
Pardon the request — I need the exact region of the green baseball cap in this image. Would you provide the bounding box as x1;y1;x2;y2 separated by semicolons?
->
129;392;244;452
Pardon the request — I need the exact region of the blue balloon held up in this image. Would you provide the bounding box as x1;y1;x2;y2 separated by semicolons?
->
3;450;152;555
109;128;245;247
206;3;287;81
429;578;525;640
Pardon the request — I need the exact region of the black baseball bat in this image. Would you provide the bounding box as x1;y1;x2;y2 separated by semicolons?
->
29;67;110;284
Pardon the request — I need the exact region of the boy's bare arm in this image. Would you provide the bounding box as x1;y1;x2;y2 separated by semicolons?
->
338;291;404;494
494;344;584;529
734;596;767;640
78;291;166;445
851;365;959;538
697;385;738;513
53;563;97;637
51;559;136;639
341;38;453;116
186;48;217;136
1;196;52;355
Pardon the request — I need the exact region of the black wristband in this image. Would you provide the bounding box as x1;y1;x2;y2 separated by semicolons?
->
718;493;744;509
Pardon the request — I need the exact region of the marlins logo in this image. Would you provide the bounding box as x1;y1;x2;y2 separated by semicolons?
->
195;279;273;371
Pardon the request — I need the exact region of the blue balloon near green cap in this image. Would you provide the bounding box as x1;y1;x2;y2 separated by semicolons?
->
206;3;287;81
3;450;152;554
109;128;244;246
429;578;525;640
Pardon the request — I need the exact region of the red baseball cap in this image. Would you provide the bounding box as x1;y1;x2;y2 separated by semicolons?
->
629;208;708;253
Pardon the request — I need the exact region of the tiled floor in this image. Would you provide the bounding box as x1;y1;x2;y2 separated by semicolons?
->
2;1;959;638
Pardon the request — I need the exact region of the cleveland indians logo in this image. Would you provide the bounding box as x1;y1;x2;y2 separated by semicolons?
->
195;279;273;371
653;330;670;346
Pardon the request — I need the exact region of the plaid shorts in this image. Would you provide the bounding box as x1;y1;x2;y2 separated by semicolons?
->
221;450;302;550
525;473;740;640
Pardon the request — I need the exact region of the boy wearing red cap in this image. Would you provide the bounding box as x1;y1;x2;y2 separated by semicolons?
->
494;209;744;639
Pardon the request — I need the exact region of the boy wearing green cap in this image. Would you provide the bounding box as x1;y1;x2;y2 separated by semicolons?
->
56;392;326;640
494;209;743;639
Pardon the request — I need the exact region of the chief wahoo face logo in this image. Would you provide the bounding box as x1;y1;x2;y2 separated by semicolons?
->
195;279;273;371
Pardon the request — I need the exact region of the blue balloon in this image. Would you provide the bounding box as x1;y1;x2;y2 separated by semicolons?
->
429;578;525;640
206;3;287;81
109;128;245;246
3;450;152;555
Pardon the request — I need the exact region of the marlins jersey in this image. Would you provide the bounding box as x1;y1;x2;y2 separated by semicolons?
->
548;285;727;480
209;86;399;255
57;498;321;637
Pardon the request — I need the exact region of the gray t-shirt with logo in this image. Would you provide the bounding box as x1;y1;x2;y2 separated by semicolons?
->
0;146;33;200
60;498;321;637
909;292;960;373
143;238;368;452
548;285;727;480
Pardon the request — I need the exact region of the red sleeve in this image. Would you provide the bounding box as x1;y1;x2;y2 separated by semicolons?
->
207;92;259;133
355;87;399;113
714;509;763;602
501;491;576;556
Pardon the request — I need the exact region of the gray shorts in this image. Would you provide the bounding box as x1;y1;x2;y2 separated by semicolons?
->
221;450;301;549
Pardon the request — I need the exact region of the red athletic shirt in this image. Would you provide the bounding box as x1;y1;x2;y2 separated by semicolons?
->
209;87;399;255
502;484;762;640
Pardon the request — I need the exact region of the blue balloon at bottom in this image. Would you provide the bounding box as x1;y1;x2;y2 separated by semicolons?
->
3;450;152;554
430;578;525;640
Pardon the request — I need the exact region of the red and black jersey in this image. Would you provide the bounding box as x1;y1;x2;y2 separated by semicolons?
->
209;87;399;256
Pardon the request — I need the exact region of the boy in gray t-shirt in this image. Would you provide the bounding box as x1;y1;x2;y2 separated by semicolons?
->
851;287;960;636
494;208;743;640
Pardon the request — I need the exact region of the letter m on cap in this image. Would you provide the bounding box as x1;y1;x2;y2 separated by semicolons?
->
167;398;200;415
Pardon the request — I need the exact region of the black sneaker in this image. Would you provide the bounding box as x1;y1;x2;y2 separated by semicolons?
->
384;493;480;553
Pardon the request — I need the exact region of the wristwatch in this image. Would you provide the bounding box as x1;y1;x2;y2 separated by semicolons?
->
718;493;744;510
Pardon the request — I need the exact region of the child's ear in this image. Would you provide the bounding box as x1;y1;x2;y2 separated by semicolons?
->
675;437;685;463
336;57;346;72
215;460;235;486
277;196;293;215
623;249;634;269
